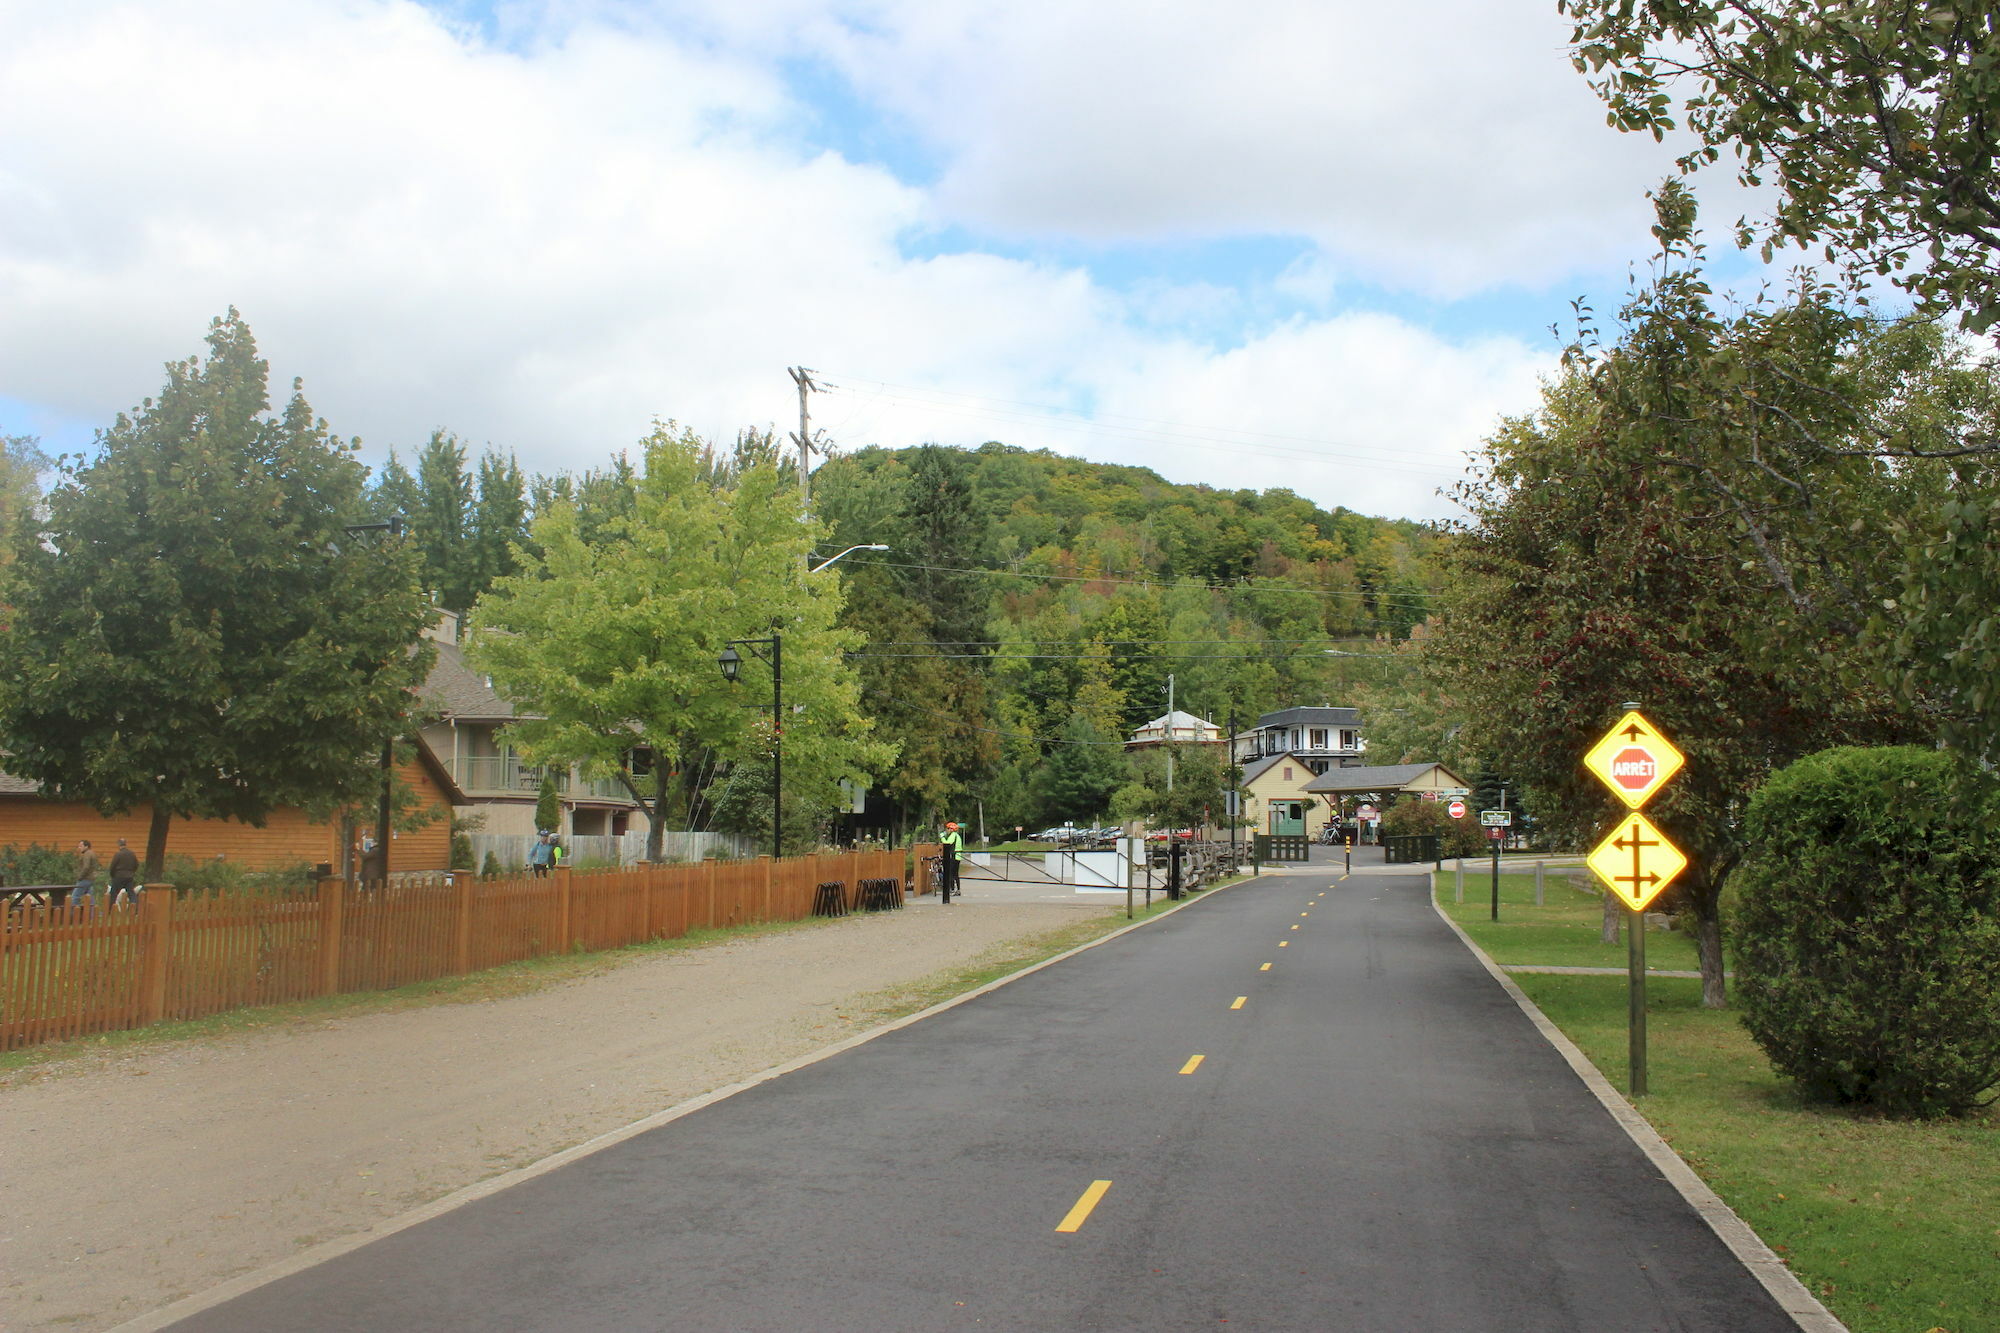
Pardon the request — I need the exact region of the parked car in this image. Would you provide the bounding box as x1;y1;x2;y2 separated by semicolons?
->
1032;825;1081;842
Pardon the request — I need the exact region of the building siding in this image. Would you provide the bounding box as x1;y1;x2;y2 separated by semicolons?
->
0;760;452;874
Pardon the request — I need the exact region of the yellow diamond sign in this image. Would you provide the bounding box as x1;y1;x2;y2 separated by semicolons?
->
1586;812;1687;911
1583;710;1685;810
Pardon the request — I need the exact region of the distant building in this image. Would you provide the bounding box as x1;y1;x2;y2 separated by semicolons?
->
416;612;650;841
1231;705;1364;774
1303;762;1470;806
1125;710;1223;751
1238;752;1337;838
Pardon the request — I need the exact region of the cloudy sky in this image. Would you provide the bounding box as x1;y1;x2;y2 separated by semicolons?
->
0;0;1768;520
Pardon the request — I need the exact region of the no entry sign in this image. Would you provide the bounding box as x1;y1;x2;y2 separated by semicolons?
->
1446;799;1466;819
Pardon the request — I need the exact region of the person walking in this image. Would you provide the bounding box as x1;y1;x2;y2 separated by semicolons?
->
71;838;100;911
938;821;964;904
107;837;140;908
527;830;555;878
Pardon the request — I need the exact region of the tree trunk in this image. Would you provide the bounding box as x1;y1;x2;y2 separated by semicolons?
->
143;805;172;881
1601;889;1621;943
1695;910;1727;1008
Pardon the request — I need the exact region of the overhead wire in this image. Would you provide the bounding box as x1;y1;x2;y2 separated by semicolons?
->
819;372;1467;477
829;554;1442;609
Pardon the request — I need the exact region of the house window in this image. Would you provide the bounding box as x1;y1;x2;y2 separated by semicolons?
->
1340;730;1356;749
1283;766;1293;780
1309;729;1327;749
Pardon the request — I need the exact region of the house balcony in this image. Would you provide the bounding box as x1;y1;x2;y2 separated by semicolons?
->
448;755;635;803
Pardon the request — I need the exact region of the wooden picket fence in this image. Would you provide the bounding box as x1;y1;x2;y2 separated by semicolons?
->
0;847;915;1053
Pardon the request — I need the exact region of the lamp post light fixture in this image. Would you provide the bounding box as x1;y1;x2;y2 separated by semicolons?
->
807;543;888;575
718;631;783;859
342;516;407;886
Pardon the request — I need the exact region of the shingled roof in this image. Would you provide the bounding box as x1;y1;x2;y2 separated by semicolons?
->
417;639;527;722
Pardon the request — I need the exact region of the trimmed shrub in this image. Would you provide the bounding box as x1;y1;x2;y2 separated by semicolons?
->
1381;799;1485;858
1732;745;2000;1118
0;842;78;886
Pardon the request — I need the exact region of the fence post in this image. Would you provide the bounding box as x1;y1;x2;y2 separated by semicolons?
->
555;865;574;953
316;876;344;997
453;872;474;973
705;856;719;930
139;884;176;1025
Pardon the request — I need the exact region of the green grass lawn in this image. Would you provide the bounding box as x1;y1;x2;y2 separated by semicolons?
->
1439;874;2000;1333
1439;869;1703;972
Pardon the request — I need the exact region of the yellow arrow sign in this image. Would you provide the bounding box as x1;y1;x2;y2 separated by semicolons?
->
1583;710;1685;810
1586;812;1687;911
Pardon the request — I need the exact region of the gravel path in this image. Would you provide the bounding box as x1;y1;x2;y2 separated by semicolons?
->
0;899;1110;1331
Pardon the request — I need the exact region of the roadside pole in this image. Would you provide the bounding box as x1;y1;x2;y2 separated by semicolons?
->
1490;832;1500;921
1479;810;1513;921
1582;702;1687;1098
1628;904;1648;1095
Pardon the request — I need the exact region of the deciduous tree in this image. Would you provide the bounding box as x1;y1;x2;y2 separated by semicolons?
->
469;423;892;859
0;311;432;875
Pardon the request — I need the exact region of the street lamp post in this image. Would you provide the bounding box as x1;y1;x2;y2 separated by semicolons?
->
343;517;405;887
808;543;888;574
718;631;783;859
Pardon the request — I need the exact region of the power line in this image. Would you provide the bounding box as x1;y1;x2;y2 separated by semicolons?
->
893;700;1137;747
835;555;1442;608
849;651;1421;662
819;372;1467;477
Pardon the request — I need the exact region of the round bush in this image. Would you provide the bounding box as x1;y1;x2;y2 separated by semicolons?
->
1732;746;2000;1118
1380;799;1485;858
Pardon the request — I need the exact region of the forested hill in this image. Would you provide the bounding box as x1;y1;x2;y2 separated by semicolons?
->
808;442;1446;827
358;427;1446;834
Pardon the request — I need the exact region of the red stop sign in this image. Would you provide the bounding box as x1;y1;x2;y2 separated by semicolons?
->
1610;746;1658;791
1447;799;1466;819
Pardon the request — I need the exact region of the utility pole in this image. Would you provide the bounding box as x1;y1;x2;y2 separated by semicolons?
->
788;367;818;519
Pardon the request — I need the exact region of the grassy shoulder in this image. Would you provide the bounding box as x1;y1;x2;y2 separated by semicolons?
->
0;914;847;1084
1;884;1226;1085
846;887;1220;1027
1439;868;1703;971
1437;873;2000;1333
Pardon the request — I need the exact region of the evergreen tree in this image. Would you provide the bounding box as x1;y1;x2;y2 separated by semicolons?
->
0;311;432;875
414;429;476;612
470;450;528;601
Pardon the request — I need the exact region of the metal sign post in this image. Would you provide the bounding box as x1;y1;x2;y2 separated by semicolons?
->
1479;810;1513;921
1582;705;1688;1097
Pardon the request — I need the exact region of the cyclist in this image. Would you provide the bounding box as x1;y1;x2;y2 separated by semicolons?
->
939;821;964;904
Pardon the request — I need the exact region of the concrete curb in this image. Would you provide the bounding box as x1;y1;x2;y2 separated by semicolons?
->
117;871;1265;1331
1428;877;1846;1333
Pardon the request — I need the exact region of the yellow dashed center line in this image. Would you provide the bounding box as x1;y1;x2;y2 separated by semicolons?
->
1056;1180;1113;1233
1290;924;1300;931
1231;996;1247;1009
1179;1054;1205;1075
1278;940;1289;947
1259;962;1272;971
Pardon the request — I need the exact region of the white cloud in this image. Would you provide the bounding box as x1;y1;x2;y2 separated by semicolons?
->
802;0;1703;296
0;0;1558;522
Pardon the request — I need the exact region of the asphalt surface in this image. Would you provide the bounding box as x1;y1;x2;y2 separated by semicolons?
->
170;857;1796;1332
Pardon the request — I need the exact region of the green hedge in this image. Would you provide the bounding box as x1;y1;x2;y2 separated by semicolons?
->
1381;799;1486;858
1732;746;2000;1118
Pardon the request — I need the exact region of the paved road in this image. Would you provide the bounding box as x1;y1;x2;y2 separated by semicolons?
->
171;864;1795;1332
